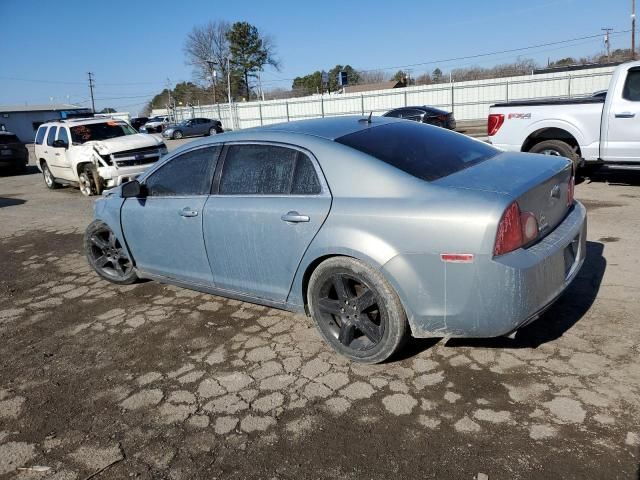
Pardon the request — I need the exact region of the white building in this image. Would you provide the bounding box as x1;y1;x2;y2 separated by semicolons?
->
0;104;92;142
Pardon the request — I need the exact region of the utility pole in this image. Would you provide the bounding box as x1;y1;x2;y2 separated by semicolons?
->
166;78;172;121
227;57;233;129
257;72;265;101
206;60;217;104
602;27;613;59
633;0;637;59
87;72;96;113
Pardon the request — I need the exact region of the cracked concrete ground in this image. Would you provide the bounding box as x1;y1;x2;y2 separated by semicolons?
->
0;147;639;479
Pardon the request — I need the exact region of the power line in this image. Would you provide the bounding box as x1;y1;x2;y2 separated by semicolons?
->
258;28;635;86
358;29;633;72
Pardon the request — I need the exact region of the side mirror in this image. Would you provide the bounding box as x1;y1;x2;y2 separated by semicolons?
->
52;139;68;149
121;180;144;198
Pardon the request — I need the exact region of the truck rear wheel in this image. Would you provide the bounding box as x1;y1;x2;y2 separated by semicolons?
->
529;140;579;170
41;161;60;189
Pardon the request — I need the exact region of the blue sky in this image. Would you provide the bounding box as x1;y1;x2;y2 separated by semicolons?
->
0;0;632;115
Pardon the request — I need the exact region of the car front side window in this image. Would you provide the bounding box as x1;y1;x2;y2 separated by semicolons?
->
144;146;220;197
57;127;69;145
622;68;640;101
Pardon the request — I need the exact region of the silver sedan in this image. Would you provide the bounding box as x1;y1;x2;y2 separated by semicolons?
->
84;116;586;363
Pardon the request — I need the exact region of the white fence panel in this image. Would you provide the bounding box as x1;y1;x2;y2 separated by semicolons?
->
152;64;617;129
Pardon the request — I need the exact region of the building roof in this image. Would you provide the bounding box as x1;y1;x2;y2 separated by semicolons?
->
343;80;405;94
0;103;87;113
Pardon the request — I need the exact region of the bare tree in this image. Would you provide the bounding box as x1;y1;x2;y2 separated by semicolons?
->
184;21;231;102
357;70;387;84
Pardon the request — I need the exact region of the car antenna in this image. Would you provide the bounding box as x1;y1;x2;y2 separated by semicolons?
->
358;111;373;124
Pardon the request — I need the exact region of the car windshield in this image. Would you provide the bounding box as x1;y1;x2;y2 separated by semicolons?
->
70;121;137;144
335;121;499;182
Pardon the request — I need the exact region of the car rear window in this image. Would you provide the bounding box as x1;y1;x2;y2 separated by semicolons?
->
0;134;19;145
335;121;499;182
35;127;46;145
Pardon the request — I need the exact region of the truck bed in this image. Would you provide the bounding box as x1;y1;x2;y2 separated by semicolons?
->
492;96;605;108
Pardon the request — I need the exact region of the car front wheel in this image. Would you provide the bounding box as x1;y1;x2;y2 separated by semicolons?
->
78;166;97;196
208;127;217;136
172;130;183;139
84;220;138;285
307;257;409;363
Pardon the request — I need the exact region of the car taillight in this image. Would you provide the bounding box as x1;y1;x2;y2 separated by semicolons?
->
487;113;505;136
494;202;538;256
567;172;575;206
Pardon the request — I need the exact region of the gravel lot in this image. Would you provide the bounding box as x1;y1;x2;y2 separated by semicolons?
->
0;139;639;479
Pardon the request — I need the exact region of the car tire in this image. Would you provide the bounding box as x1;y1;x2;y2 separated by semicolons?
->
78;165;97;196
84;220;139;285
173;130;183;140
41;161;60;189
208;127;217;136
529;140;579;170
307;256;410;364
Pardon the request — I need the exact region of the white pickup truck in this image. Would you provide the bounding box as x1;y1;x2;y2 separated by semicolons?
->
488;60;640;171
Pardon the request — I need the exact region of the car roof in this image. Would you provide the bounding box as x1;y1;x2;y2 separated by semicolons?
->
40;117;128;127
386;105;447;113
239;115;399;141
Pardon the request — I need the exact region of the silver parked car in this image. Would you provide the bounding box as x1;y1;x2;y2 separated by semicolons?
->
84;116;586;363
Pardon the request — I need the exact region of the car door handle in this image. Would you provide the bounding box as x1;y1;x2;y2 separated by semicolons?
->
179;207;198;217
615;112;636;118
281;211;310;223
55;153;60;156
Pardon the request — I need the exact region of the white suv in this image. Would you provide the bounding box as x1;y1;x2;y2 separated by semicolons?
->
34;117;167;196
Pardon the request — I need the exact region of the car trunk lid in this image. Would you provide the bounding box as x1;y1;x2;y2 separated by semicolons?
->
436;151;573;236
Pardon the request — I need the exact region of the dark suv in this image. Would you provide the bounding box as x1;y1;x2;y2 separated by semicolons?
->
383;106;456;130
130;117;149;132
0;132;28;172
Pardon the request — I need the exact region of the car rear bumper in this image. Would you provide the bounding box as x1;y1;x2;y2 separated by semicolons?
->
382;201;587;338
0;156;28;167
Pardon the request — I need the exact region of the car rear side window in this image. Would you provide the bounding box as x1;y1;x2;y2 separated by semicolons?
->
291;154;322;194
46;127;58;147
0;134;19;144
145;146;220;197
35;127;46;145
335;121;499;182
220;145;298;195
